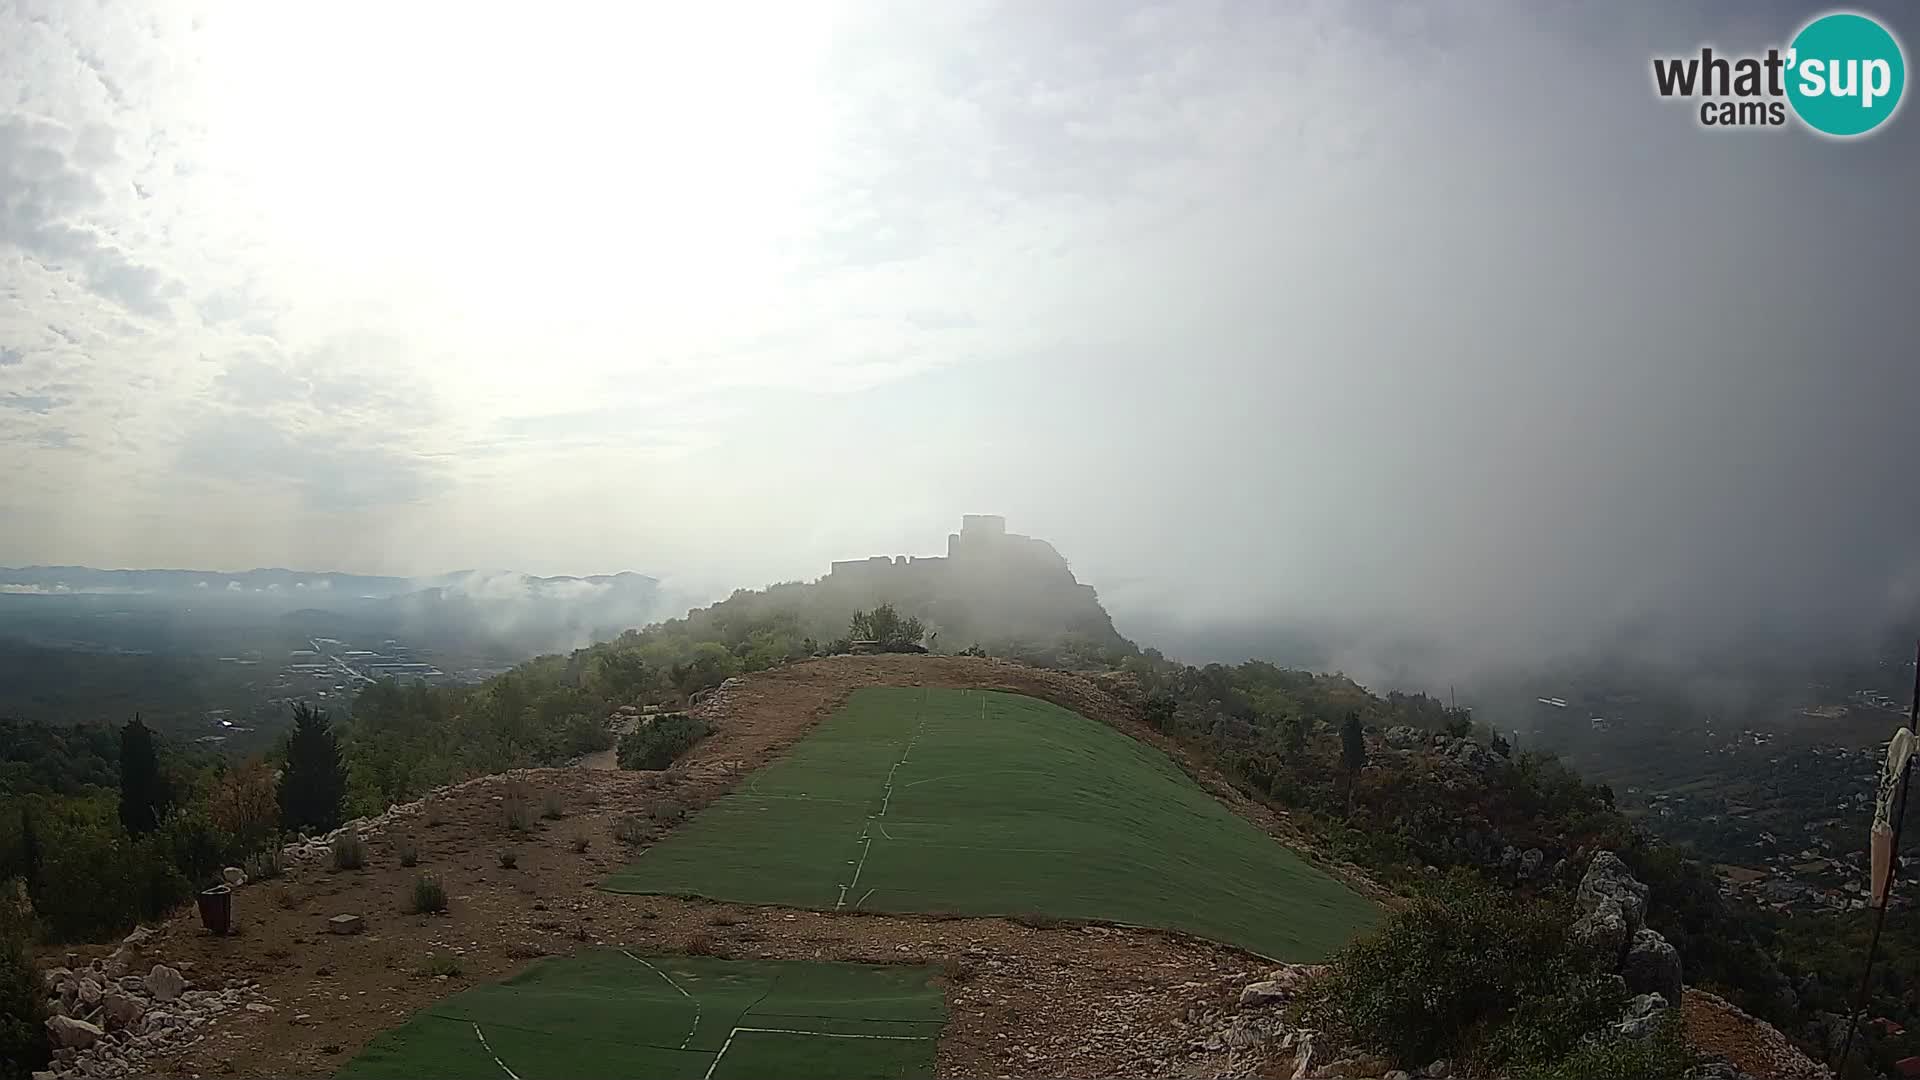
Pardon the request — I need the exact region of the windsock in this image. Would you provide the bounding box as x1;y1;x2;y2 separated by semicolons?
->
1872;728;1917;905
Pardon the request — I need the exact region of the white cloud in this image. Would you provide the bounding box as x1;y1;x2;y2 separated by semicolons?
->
0;0;1915;667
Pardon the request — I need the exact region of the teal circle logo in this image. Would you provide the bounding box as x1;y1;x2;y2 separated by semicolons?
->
1786;12;1906;136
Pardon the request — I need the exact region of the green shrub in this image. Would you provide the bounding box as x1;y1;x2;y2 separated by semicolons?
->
541;790;565;820
154;805;235;886
415;952;463;978
616;715;711;771
422;797;445;828
497;849;518;869
330;832;367;870
1303;871;1615;1069
396;834;419;867
0;900;50;1080
32;826;187;942
244;844;285;882
1516;1016;1696;1080
1482;972;1631;1068
613;816;652;846
409;874;447;914
503;780;534;833
562;713;614;756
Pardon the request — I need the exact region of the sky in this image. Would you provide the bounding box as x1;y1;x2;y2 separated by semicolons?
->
2;0;1917;661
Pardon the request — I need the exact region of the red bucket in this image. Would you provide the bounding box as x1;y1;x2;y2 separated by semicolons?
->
197;884;232;935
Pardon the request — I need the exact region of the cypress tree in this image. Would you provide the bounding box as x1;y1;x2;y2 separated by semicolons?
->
278;703;346;834
117;715;171;836
1340;712;1366;817
17;808;37;889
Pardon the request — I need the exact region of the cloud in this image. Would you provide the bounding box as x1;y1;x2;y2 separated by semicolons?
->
0;0;1915;679
0;392;68;414
0;112;175;317
177;413;440;512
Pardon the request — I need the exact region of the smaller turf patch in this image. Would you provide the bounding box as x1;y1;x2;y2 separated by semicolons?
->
335;950;945;1080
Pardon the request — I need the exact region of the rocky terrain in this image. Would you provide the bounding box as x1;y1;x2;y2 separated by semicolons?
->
28;656;1836;1079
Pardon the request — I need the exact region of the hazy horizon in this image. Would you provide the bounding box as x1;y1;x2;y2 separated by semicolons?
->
5;1;1917;669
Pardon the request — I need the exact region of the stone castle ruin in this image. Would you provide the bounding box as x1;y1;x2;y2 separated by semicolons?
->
828;514;1067;582
821;516;1126;653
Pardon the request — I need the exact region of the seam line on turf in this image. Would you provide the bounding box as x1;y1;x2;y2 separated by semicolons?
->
735;1026;931;1040
704;1023;934;1080
622;949;701;1050
471;1023;522;1080
836;692;929;910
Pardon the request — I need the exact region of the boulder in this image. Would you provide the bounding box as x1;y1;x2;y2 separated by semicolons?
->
144;964;186;1002
1384;725;1423;750
1221;1020;1262;1049
103;945;135;978
328;913;365;935
1614;992;1669;1040
77;976;103;1006
1518;848;1545;879
1446;738;1497;772
1576;851;1649;933
1621;928;1684;1003
222;866;248;887
1570;898;1631;962
1290;1033;1316;1080
46;1014;104;1050
122;925;153;947
1240;979;1290;1006
103;991;146;1030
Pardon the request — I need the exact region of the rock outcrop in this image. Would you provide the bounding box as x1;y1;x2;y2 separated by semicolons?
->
37;926;274;1080
1568;850;1698;1050
1622;927;1684;1003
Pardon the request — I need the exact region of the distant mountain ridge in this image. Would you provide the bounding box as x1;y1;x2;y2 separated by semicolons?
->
0;565;658;600
0;566;694;658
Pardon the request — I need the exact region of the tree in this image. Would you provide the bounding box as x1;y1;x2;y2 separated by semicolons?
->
117;715;171;837
596;650;652;703
279;703;346;835
1340;712;1366;817
0;894;50;1080
15;808;36;891
1283;714;1308;755
848;604;926;651
209;759;280;853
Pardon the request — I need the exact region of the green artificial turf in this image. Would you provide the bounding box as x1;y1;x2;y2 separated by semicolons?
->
336;951;945;1080
603;687;1377;960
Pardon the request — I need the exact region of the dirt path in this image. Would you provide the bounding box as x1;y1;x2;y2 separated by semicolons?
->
60;655;1819;1078
104;657;1304;1078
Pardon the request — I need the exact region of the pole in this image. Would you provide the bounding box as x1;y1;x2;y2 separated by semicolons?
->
1835;639;1920;1075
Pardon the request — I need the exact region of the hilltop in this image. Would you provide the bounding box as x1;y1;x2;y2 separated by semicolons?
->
16;655;1830;1080
606;515;1133;671
0;517;1863;1079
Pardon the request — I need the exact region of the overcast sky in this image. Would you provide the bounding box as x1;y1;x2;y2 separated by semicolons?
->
2;1;1916;655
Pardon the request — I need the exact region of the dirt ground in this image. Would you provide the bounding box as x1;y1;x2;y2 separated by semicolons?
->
66;655;1820;1079
97;657;1292;1078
